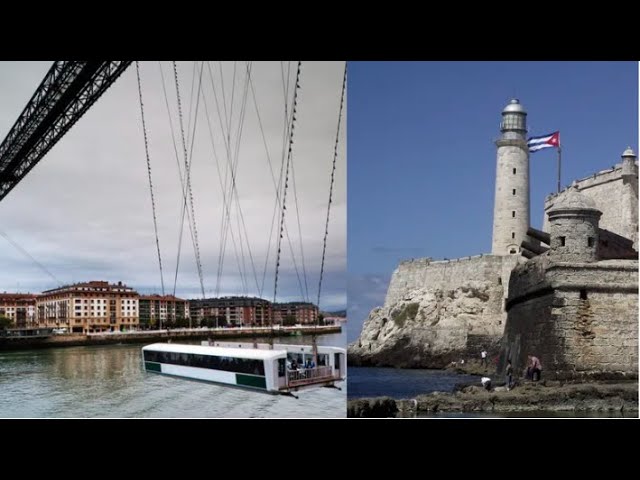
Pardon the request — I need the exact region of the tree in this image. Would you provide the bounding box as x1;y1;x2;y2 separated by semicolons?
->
175;316;189;328
283;315;297;326
0;315;13;330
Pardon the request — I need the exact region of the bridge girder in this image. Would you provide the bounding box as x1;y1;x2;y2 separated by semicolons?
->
0;61;132;202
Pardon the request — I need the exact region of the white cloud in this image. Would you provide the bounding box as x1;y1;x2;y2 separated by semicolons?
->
0;61;346;310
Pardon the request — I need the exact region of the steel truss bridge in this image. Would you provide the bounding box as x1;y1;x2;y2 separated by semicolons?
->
0;61;132;202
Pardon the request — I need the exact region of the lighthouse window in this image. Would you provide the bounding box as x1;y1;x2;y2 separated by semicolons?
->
588;237;594;247
559;236;566;246
512;189;516;195
512;211;516;218
513;168;516;174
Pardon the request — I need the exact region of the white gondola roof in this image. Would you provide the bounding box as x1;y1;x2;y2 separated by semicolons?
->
142;342;286;360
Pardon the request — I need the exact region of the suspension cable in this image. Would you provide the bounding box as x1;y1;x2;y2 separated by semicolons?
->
186;61;206;282
208;61;247;296
0;229;61;286
249;70;305;299
173;61;205;299
228;62;250;295
208;62;257;298
135;61;165;296
229;63;259;296
157;62;198;297
274;61;302;303
185;61;197;149
201;67;250;298
317;63;346;309
290;152;309;302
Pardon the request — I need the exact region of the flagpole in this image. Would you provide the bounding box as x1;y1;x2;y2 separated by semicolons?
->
557;144;562;193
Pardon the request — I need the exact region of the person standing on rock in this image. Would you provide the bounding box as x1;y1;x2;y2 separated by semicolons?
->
527;355;542;382
480;349;488;367
505;359;513;390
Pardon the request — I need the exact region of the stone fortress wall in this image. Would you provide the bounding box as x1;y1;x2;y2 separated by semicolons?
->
542;157;638;247
385;255;512;306
384;255;515;337
503;183;638;380
503;257;638;380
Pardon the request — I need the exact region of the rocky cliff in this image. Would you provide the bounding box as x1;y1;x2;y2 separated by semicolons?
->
348;256;517;368
349;255;523;368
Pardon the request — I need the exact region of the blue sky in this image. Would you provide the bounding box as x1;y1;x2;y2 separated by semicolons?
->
347;61;638;342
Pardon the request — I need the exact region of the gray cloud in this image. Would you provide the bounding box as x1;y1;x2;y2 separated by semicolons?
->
346;272;390;342
0;61;346;310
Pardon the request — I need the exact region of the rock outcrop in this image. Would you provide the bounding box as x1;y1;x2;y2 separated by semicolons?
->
349;271;507;368
347;382;639;417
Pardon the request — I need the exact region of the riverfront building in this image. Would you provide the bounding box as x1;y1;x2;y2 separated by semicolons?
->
36;281;139;333
188;297;319;327
272;302;318;325
189;296;271;327
139;294;189;328
0;293;38;327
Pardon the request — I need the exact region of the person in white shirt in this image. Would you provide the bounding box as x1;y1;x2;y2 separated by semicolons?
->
480;349;488;367
481;377;492;391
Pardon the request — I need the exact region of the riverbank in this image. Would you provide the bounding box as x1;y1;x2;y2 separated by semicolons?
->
347;380;639;417
0;325;341;351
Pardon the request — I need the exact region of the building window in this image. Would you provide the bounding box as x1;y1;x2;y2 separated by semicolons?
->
512;232;515;239
513;168;516;174
580;289;588;300
588;237;594;247
559;236;566;246
512;211;515;218
512;189;516;195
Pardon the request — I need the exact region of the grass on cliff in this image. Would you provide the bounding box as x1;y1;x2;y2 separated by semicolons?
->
392;302;420;327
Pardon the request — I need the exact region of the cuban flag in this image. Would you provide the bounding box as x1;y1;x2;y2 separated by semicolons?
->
527;131;560;152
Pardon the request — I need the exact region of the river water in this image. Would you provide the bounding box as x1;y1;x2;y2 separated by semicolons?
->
0;331;346;418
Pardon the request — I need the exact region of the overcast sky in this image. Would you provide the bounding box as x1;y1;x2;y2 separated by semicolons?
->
0;61;346;311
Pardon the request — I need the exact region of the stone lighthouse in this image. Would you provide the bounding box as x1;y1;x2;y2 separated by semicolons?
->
491;99;530;256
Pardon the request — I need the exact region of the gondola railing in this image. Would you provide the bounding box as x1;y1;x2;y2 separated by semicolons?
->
287;366;335;387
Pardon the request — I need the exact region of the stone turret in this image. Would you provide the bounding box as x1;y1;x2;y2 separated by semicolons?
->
547;186;602;263
621;146;637;177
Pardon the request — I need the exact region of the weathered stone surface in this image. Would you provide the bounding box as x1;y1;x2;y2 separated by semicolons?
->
492;142;530;256
503;185;638;380
383;255;519;307
543;154;638;249
349;256;515;368
347;397;398;418
502;274;638;380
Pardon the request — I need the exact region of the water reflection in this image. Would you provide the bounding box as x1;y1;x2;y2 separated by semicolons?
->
0;331;345;418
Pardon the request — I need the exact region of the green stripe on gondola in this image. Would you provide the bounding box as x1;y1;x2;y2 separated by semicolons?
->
145;361;162;372
236;374;266;389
